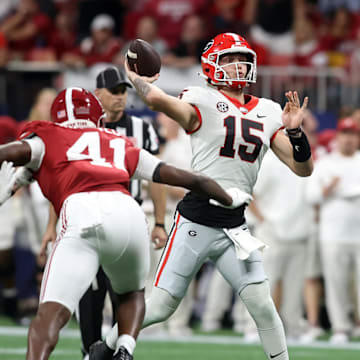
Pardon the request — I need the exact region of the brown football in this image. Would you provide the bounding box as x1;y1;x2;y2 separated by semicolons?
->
126;39;161;77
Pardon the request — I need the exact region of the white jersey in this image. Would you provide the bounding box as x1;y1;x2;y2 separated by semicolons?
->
177;85;283;228
181;85;283;195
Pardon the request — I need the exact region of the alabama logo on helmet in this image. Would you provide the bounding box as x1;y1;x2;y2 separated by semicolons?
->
200;33;257;89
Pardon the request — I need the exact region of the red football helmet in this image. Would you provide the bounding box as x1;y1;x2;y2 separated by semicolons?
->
50;87;105;128
201;33;257;89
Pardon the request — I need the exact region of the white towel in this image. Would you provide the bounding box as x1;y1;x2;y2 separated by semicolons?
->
223;226;269;260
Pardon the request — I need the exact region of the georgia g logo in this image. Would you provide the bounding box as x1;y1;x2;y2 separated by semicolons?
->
217;102;229;113
203;40;214;53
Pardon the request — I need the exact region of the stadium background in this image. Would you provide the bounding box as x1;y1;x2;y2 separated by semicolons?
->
1;0;360;359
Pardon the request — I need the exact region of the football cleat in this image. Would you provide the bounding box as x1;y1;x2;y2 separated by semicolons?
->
113;346;133;360
88;340;114;360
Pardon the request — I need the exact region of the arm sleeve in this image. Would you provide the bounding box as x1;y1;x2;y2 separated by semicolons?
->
22;136;45;171
132;149;162;181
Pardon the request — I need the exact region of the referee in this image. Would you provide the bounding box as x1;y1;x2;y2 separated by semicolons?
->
78;66;167;359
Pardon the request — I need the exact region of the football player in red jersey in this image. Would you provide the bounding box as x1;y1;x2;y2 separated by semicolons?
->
99;33;313;360
0;87;242;360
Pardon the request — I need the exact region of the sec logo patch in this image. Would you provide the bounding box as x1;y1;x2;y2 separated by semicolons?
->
217;102;229;113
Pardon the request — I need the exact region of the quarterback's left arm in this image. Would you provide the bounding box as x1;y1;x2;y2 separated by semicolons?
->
271;91;313;177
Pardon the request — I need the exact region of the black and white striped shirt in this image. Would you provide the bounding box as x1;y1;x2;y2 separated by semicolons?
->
105;112;159;204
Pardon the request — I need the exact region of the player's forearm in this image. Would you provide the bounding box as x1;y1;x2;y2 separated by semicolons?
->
292;157;313;177
0;142;32;166
153;164;232;206
132;78;163;110
190;175;232;206
149;182;167;223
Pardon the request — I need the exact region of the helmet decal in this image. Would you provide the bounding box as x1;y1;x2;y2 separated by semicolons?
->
203;39;214;53
51;87;105;128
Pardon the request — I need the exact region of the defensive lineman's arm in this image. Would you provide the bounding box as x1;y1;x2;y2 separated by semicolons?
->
124;60;199;133
0;141;31;166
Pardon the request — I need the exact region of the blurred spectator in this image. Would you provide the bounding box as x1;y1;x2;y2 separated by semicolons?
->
0;115;21;322
76;0;125;41
348;28;360;85
132;15;168;56
17;87;57;136
299;111;326;343
317;129;337;153
28;87;57;121
207;0;256;38
319;7;360;67
351;108;360;127
0;0;52;60
162;15;209;68
293;16;328;67
0;31;9;67
318;0;360;14
307;117;360;343
48;10;77;61
141;0;208;47
250;0;298;57
62;14;122;68
0;0;18;22
117;15;168;66
0;115;18;143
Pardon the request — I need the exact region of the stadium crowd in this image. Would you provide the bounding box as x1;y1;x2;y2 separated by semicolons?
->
0;1;360;357
0;0;360;71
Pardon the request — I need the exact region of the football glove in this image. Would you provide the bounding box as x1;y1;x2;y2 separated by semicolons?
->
14;166;33;186
210;188;253;209
0;161;17;205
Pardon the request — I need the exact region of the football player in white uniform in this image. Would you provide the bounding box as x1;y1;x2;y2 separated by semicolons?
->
93;33;313;360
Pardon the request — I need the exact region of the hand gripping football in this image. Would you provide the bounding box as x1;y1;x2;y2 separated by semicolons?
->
126;39;161;77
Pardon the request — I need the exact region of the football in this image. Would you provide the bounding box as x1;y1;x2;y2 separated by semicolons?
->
126;39;161;77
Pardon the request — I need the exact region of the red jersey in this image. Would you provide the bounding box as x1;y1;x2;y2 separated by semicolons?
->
19;121;140;216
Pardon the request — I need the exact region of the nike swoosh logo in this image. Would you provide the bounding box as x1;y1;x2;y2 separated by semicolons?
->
257;114;266;118
270;350;286;358
295;145;300;152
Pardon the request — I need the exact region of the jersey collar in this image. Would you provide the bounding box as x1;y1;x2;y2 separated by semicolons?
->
218;90;259;113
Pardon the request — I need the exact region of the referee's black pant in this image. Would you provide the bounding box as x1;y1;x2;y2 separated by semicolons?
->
78;267;117;356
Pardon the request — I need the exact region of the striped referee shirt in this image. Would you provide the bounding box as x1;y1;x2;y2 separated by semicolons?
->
105;112;159;204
